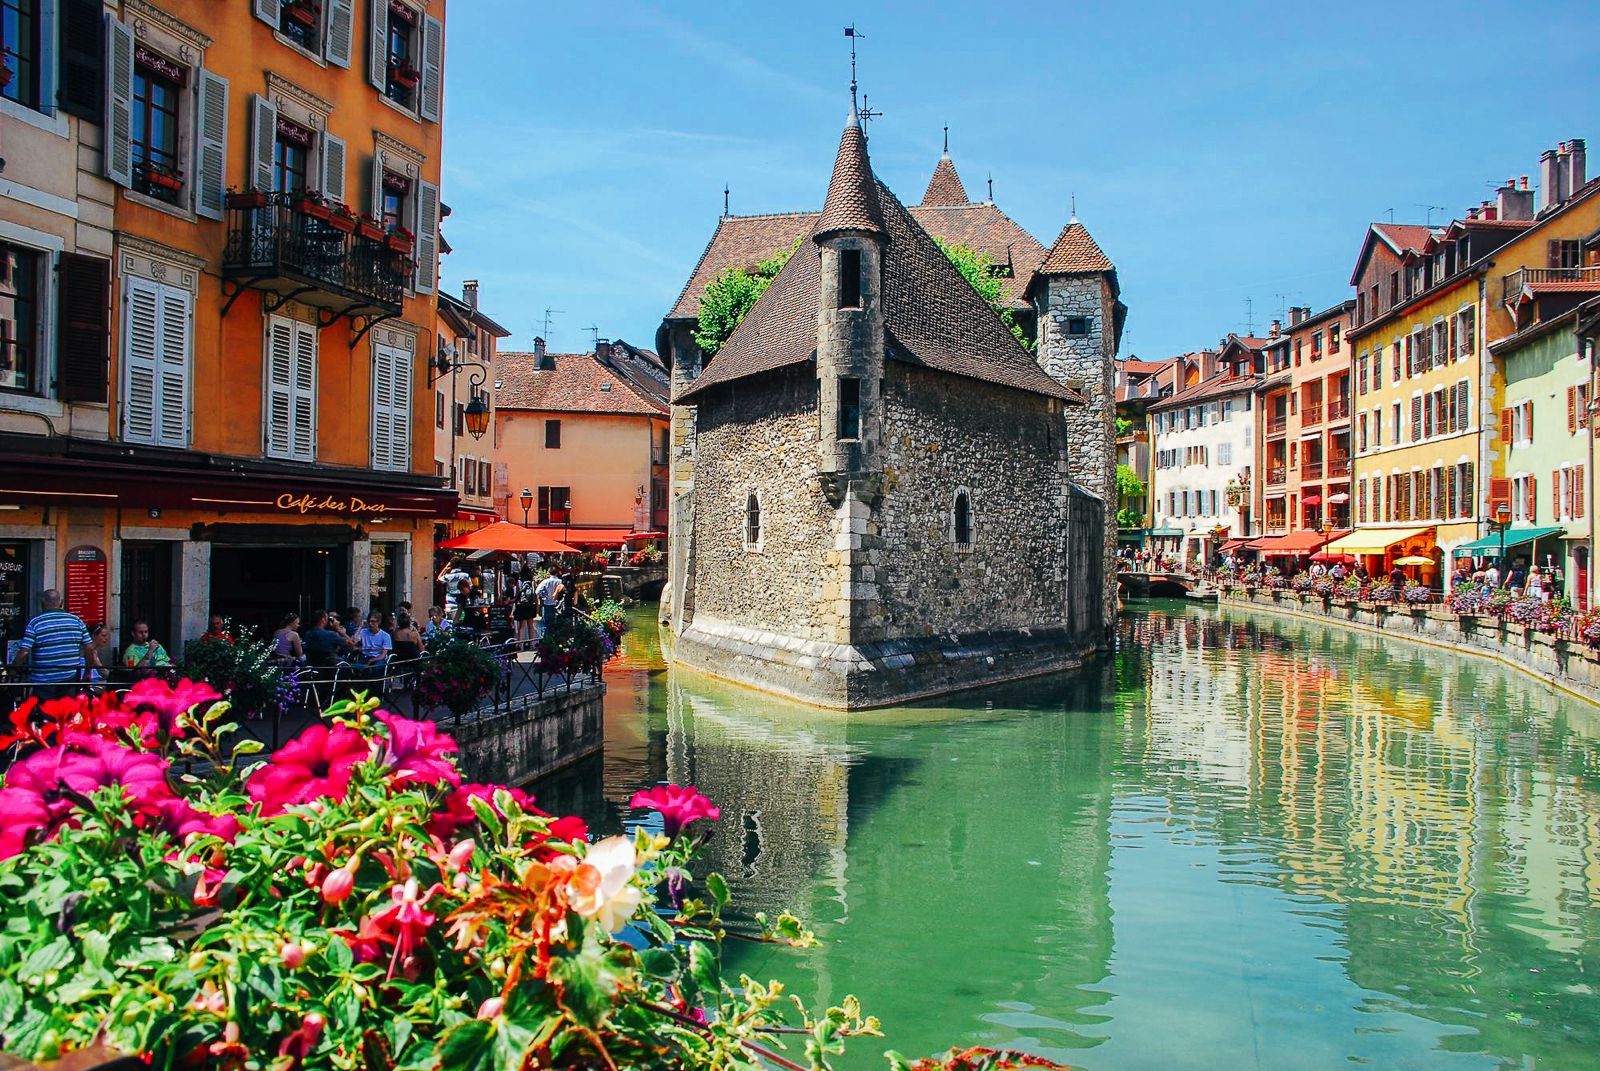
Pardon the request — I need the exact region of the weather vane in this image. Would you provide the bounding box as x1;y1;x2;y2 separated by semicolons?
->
845;27;881;130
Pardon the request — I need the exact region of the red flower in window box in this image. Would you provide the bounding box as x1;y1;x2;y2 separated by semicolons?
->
141;163;184;192
357;217;386;241
325;201;358;233
390;63;421;89
386;227;415;253
225;189;268;209
296;195;333;222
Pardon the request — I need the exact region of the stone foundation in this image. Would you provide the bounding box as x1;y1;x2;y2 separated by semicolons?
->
669;612;1094;709
450;682;606;785
1221;590;1600;707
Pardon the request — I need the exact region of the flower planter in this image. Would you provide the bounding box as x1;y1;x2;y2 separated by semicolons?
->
297;198;332;222
226;189;268;209
285;2;320;28
145;170;183;192
357;219;386;241
391;65;421;89
386;232;414;253
327;213;356;234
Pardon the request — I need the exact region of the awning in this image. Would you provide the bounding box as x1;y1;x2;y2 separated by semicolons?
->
1148;526;1184;538
1302;495;1323;508
1324;526;1433;555
1327;492;1350;505
1451;525;1564;557
438;521;578;555
1249;530;1333;557
518;526;661;547
1220;538;1252;552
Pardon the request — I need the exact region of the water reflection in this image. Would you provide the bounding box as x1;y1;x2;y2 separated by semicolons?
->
538;604;1600;1070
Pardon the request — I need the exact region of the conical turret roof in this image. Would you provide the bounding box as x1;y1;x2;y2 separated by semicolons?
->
1037;219;1114;274
814;106;886;240
920;153;969;206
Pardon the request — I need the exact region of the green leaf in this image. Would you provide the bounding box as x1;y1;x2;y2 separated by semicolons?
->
638;948;678;980
687;940;719;996
19;936;73;979
705;872;730;908
80;929;111;970
437;1019;496;1071
0;978;24;1028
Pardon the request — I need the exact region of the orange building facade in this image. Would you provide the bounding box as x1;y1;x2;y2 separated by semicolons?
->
1;0;454;650
1257;302;1355;536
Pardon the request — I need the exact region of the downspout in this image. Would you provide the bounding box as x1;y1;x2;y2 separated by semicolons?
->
1588;322;1597;612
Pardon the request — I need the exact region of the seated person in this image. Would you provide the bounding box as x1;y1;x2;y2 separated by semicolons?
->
391;612;424;661
272;612;305;664
121;620;172;678
301;610;347;668
422;605;451;640
354;611;393;666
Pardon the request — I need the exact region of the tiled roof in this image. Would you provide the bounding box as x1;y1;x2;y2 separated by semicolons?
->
1147;370;1258;412
911;201;1048;308
920;153;969;206
667;212;816;321
815;112;885;239
1371;223;1436;254
1036;220;1114;275
676;123;1078;406
496;351;668;416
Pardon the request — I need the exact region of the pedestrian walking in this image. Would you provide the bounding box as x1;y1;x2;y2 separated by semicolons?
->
536;572;564;637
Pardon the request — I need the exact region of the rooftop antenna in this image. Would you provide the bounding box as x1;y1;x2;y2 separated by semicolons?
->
1069;193;1078;224
1384;207;1395;223
1414;202;1445;225
1244;296;1255;336
585;325;599;350
722;184;730;218
540;307;563;343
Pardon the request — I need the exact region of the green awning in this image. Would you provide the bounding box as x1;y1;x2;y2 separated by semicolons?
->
1451;525;1564;557
1148;526;1185;538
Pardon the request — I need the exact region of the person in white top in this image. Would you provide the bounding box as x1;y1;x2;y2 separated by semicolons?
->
535;573;565;637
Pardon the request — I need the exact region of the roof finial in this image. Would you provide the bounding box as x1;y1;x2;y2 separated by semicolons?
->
986;172;993;203
723;183;730;218
1069;192;1078;224
844;25;862;124
942;124;949;155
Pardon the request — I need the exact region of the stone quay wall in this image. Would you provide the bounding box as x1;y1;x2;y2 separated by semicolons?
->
450;681;606;786
1221;589;1600;707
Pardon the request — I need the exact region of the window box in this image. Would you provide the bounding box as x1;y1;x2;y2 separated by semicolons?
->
226;189;268;209
326;204;358;234
385;230;414;254
357;218;386;241
145;168;184;193
297;197;333;222
390;63;421;90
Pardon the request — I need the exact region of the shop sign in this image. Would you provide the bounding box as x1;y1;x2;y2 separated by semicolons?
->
275;493;391;516
64;545;107;628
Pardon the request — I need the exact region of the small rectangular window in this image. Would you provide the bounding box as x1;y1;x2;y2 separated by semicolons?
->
838;248;862;308
1066;317;1089;337
435;390;444;428
545;418;561;448
837;377;861;440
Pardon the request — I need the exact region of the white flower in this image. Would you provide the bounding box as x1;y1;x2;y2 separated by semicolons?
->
568;835;643;932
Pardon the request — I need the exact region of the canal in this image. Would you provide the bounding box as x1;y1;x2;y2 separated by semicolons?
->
539;601;1600;1070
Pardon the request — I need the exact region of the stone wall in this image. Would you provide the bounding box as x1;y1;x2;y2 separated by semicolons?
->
450;682;606;786
1222;589;1600;707
1036;274;1118;636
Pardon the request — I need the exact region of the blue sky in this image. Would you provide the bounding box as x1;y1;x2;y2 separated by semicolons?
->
439;0;1600;360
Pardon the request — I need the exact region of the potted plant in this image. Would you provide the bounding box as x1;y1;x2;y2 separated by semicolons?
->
386;224;415;253
178;620;286;720
284;0;320;28
326;200;358;233
390;61;421;89
225;188;268;209
294;190;333;222
142;162;184;192
414;632;505;720
357;214;386;241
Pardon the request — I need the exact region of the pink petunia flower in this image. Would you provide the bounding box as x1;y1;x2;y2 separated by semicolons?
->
425;782;531;838
376;712;460;788
247;724;371;814
0;738;175;859
0;786;53;860
628;784;721;839
123;677;221;742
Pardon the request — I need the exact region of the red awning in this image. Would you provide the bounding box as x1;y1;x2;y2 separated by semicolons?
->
1248;530;1333;557
437;522;577;554
1301;494;1323;507
1220;539;1252;552
521;527;662;547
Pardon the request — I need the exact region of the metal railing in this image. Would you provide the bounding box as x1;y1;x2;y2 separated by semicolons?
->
1266;465;1287;486
1301;460;1324;480
1501;265;1600;306
1326;458;1351;479
1327;398;1350;422
1268;416;1288;436
222;192;406;311
1302;403;1323;425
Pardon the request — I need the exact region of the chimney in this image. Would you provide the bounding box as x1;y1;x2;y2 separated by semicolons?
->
1269;318;1281;337
1563;138;1587;200
1540;147;1562;211
1496;178;1534;221
534;336;553;370
595;338;612;362
1481;200;1497;221
1289;306;1309;327
462;279;479;310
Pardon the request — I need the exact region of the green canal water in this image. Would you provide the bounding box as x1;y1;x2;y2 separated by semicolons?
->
540;602;1600;1070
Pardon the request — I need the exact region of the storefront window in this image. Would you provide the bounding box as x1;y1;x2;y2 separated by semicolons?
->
0;243;42;395
369;542;401;613
0;541;33;654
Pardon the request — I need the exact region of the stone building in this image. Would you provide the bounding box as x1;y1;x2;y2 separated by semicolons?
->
659;107;1120;708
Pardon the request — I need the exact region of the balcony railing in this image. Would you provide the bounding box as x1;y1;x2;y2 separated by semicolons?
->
222;192;406;316
1301;461;1324;480
1266;465;1287;487
1326;458;1350;479
1302;403;1323;425
1501;265;1600;306
650;447;670;466
1268;416;1288;436
1326;398;1349;422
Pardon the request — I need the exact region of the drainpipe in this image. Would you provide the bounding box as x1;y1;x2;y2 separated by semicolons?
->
1588;321;1598;611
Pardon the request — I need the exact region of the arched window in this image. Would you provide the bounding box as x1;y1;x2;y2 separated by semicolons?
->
953;489;972;547
744;491;762;548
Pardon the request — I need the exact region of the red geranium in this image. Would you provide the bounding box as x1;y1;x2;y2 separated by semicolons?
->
628;784;720;839
425;782;531;838
376;712;460;788
247;724;371;814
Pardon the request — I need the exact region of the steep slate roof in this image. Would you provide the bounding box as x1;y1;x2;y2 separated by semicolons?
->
814;111;885;239
667;212;815;321
497;351;668;416
677;120;1078;406
910;201;1048;308
921;153;969;206
1037;220;1115;275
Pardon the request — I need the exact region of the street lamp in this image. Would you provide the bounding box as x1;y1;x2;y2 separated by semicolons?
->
429;349;491;441
463;391;490;439
1491;502;1512;568
563;498;573;547
519;488;533;528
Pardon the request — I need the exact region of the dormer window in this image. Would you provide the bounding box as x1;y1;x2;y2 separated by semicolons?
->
838;248;862;308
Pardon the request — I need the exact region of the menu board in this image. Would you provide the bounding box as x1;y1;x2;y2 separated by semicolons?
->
64;545;108;628
0;542;29;646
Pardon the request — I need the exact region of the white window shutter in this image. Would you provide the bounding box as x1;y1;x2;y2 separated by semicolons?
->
265;318;295;459
37;0;57;116
370;149;385;218
253;0;281;27
292;322;318;460
320;131;347;204
367;0;389;92
122;278;160;443
249;94;278;192
419;15;443;122
324;0;355;68
390;345;412;471
413;179;438;294
193;70;229;220
104;16;135;187
371;345;394;469
156;286;191;447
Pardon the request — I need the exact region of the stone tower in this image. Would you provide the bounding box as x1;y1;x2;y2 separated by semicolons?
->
1029;220;1125;632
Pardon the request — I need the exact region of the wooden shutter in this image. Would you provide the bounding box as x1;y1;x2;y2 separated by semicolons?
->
56;253;110;404
1500;409;1513;443
1488;476;1510;518
370;346;391;470
253;0;281;26
265;318;295;458
1411;396;1422;441
1570;387;1579;433
367;0;388;92
249;95;277;192
319;132;347;204
413;179;439;294
325;0;355;68
193;70;228;220
292;321;316;461
1577;465;1586;519
103;16;134;187
391;344;412;470
122;277;160;443
1456;382;1469;432
1555;471;1564;520
369;150;385;218
420;15;444;122
1549;239;1563;269
58;0;104;121
1525;476;1537;522
156;285;190;447
1525;400;1534;434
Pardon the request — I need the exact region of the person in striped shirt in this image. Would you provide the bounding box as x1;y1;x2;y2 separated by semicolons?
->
12;589;92;686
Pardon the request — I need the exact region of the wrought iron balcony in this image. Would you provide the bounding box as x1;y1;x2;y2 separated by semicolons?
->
1268;416;1288;436
1266;465;1287;487
1501;265;1600;307
1301;461;1324;480
221;192;406;327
